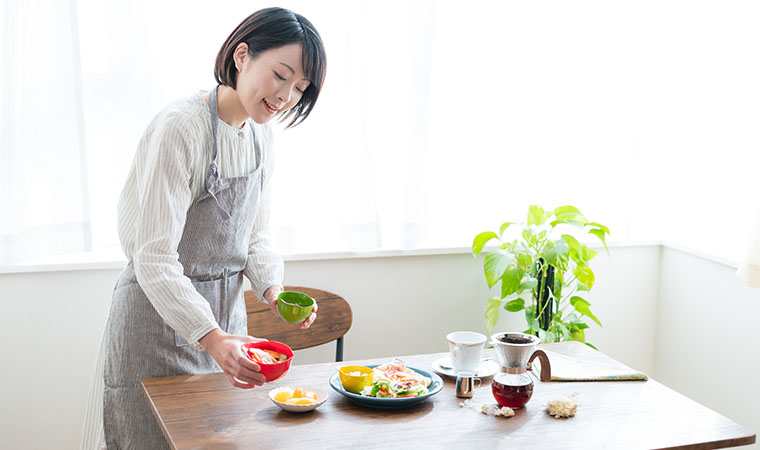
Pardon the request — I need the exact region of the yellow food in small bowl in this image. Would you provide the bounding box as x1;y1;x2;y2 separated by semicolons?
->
337;365;374;394
286;397;316;405
269;386;327;413
274;387;318;404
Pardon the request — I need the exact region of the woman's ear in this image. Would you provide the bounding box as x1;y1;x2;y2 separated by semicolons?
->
233;42;249;72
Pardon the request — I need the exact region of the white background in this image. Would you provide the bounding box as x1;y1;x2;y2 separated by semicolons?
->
5;0;757;265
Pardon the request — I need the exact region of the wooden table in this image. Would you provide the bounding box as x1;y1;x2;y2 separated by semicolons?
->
142;342;755;449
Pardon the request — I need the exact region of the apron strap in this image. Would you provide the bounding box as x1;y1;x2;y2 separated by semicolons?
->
208;85;221;164
205;85;231;220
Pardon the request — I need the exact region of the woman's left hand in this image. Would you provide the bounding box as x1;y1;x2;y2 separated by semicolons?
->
264;286;318;329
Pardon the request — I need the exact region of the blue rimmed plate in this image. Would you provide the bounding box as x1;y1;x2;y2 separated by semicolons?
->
328;365;444;409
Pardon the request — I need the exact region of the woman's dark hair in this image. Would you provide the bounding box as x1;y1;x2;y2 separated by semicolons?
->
214;7;326;128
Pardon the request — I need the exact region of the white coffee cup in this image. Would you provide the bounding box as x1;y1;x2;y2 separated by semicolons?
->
446;331;486;373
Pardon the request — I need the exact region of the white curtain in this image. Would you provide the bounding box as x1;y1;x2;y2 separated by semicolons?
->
0;0;91;265
2;0;759;264
269;0;646;254
273;0;760;257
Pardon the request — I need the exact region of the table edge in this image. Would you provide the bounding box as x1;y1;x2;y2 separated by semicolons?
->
141;380;179;450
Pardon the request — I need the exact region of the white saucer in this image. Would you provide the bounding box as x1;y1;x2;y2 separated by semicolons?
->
432;357;500;379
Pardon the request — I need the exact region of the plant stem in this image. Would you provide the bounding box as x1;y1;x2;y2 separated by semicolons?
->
535;258;555;333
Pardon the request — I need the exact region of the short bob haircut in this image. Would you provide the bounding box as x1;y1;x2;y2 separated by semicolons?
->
214;7;326;128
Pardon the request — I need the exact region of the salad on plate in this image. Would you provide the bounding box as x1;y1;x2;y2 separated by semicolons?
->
360;360;432;398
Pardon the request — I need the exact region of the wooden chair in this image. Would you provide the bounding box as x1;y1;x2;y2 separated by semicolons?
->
244;286;352;362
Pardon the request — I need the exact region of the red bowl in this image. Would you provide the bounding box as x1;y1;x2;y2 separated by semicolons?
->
241;341;294;382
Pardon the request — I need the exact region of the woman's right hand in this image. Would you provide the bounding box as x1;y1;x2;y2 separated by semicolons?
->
199;328;267;389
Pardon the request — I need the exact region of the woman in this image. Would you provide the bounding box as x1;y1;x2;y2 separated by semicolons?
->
99;7;326;449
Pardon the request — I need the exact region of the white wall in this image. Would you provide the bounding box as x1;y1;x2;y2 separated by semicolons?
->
0;244;713;450
0;268;115;450
654;246;759;448
286;244;660;376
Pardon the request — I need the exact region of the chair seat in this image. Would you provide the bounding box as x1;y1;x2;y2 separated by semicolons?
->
244;286;352;354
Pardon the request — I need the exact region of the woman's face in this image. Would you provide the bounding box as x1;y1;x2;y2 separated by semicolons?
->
234;43;311;124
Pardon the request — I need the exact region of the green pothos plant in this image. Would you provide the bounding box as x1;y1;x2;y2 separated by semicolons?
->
472;205;610;348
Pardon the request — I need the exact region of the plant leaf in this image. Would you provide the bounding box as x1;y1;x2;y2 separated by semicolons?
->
570;327;586;342
484;251;513;289
562;234;583;262
485;297;502;334
553;205;589;225
585;342;599;350
528;205;548;226
589;228;609;256
570;295;590;308
516;252;533;270
524;308;540;332
501;265;524;298
518;275;538;291
554;205;582;217
570;296;602;327
499;222;514;236
574;264;595;289
567;320;587;341
504;298;526;312
541;240;556;266
553;273;563;298
472;231;498;257
555;320;569;338
544;238;569;267
586;221;610;234
522;227;535;245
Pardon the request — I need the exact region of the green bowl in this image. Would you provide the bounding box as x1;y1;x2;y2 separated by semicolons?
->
277;291;315;324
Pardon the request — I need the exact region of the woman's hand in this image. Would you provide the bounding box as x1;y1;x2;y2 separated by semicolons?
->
199;328;267;389
264;286;318;329
264;285;283;317
298;301;318;329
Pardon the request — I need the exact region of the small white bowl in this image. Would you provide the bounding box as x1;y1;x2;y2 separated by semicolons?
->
268;386;329;413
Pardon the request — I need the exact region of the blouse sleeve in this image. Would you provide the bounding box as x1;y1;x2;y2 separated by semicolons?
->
244;125;285;300
131;116;219;350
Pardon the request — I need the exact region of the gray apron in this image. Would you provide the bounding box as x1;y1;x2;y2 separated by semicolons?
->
104;86;264;449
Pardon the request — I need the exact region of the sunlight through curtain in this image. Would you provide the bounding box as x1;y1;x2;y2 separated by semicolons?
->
0;0;91;265
2;0;759;264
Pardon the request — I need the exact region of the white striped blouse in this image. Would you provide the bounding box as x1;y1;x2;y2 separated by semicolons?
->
117;91;284;349
81;91;285;450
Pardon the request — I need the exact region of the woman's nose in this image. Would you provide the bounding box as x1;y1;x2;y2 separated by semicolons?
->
277;87;292;104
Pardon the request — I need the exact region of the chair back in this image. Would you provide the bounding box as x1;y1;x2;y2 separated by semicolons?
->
244;286;352;360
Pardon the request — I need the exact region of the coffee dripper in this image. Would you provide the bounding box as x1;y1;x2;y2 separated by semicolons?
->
490;332;551;408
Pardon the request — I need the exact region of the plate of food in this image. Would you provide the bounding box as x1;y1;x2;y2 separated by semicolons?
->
329;359;444;409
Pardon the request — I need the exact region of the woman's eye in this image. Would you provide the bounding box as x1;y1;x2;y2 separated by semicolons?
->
274;71;285;81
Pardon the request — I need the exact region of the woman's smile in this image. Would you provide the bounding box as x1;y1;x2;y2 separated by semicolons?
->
263;99;279;115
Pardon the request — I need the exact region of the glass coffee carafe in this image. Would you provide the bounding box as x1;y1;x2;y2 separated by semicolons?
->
490;332;551;409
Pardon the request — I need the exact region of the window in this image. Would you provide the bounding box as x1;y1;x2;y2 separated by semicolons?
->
2;0;758;265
